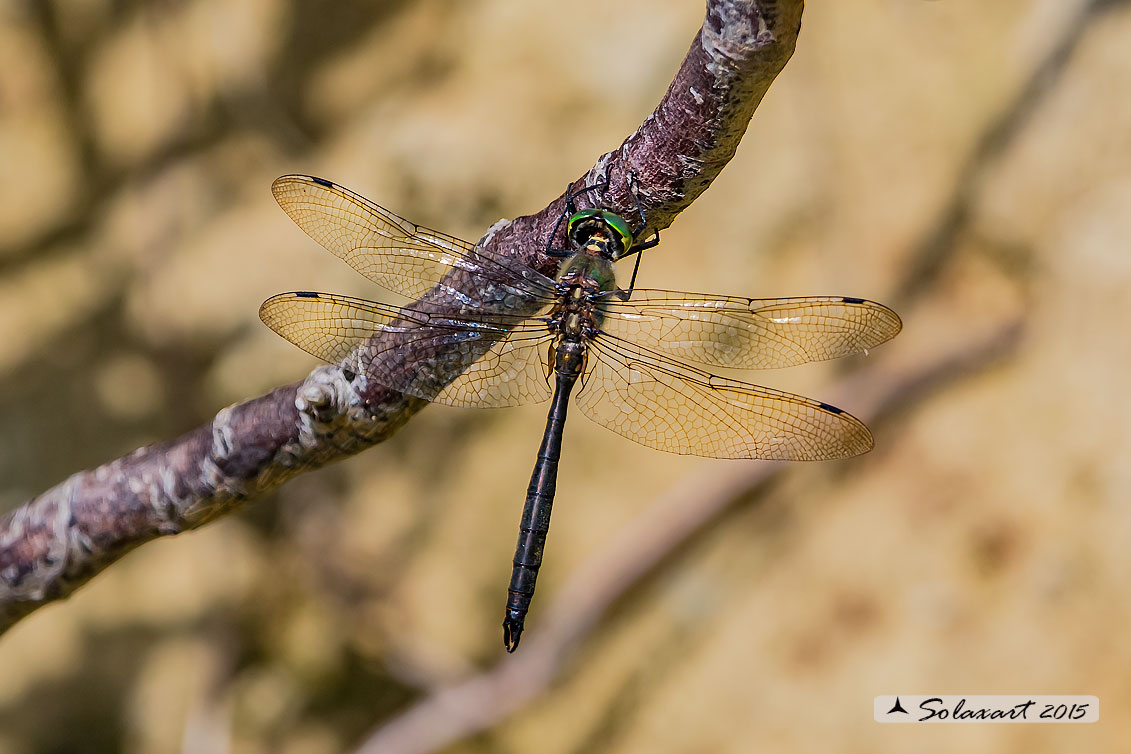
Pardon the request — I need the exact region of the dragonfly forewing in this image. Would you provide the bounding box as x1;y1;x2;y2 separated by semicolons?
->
598;292;902;370
272;175;558;311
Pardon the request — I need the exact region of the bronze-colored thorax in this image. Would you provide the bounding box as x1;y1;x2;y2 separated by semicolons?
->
546;229;623;376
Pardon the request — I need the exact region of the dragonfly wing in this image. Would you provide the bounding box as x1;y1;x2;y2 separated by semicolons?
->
599;291;901;369
576;335;873;460
434;329;553;407
260;292;553;407
272;175;557;305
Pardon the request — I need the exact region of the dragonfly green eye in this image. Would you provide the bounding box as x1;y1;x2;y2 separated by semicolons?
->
566;209;634;259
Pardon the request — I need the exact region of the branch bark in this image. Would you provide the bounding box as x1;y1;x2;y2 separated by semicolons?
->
0;0;803;635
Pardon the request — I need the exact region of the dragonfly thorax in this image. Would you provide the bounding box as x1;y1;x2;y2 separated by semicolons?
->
556;250;617;294
548;255;612;347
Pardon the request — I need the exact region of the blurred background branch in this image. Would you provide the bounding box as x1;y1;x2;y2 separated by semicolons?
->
894;0;1126;306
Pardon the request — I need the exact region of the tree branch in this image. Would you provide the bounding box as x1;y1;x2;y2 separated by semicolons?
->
0;0;803;635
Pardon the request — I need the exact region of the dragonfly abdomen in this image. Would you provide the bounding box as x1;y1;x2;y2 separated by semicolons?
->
503;336;585;652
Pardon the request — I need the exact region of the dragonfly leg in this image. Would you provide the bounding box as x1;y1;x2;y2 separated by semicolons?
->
627;170;660;251
565;174;611;214
545;175;613;258
545;183;574;257
624;249;644;298
570;172;610;206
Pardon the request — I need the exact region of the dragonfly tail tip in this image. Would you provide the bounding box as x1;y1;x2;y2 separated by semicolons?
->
503;619;524;653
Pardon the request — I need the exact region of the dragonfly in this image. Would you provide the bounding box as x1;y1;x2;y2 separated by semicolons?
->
260;175;902;652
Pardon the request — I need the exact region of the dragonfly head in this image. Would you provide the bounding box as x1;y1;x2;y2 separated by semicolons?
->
567;209;634;261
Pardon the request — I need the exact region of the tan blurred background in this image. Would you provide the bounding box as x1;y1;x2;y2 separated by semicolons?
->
2;0;1130;751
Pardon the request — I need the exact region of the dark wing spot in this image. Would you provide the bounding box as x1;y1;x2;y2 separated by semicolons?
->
817;401;844;415
295;291;319;298
311;177;334;188
842;297;865;304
